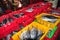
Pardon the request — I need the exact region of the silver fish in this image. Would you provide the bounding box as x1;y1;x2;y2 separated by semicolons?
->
37;30;43;36
30;27;37;39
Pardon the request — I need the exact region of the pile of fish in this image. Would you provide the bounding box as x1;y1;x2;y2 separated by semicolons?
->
42;15;58;23
0;18;13;27
13;13;24;18
20;27;44;40
26;8;34;12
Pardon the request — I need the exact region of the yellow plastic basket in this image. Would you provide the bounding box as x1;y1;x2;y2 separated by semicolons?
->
35;13;60;29
12;22;49;40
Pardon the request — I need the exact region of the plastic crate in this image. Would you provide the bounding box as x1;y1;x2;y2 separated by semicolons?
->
4;21;19;37
44;27;60;40
34;20;58;38
22;3;44;17
0;18;22;40
36;13;60;29
49;8;60;16
11;22;49;40
0;23;19;40
35;13;60;38
16;15;35;28
3;15;34;39
21;2;52;17
9;10;34;20
0;21;19;39
23;7;40;17
0;14;20;39
0;15;13;39
9;11;26;20
29;2;52;8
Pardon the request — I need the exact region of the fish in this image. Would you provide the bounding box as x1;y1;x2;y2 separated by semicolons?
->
13;14;20;18
20;27;43;40
30;27;37;39
19;13;24;17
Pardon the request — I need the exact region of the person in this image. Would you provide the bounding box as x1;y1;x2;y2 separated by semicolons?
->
3;0;10;10
13;0;22;10
0;2;6;15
